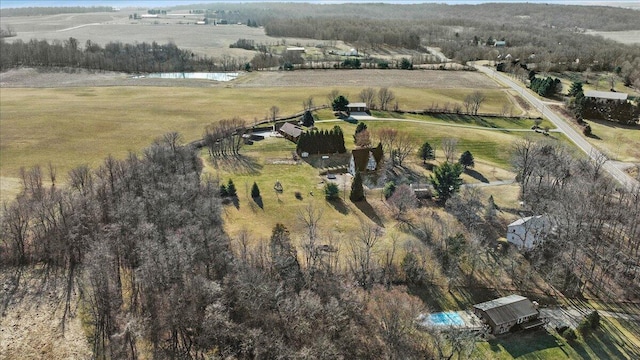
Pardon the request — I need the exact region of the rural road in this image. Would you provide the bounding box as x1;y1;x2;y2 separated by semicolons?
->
473;64;639;191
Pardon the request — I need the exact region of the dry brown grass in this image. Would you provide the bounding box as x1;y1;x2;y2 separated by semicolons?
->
0;268;91;360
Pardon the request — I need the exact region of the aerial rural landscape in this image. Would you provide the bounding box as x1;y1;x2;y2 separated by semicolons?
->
0;1;639;359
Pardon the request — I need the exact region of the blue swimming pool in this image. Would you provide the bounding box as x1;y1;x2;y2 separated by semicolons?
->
427;312;465;326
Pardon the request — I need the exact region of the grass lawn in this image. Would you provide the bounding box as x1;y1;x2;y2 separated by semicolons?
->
476;318;640;360
316;119;556;168
370;111;556;130
583;120;640;162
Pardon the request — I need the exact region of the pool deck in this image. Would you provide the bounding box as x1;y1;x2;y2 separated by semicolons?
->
416;310;486;332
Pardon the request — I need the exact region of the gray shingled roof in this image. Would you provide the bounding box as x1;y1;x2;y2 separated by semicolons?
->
474;295;538;326
279;122;303;138
584;90;628;101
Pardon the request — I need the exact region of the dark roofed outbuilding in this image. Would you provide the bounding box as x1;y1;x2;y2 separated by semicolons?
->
278;122;304;143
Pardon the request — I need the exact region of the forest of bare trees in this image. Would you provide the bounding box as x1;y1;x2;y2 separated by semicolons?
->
512;138;640;300
0;134;450;359
0;38;245;73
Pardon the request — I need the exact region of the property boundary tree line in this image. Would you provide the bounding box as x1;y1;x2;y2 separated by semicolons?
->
296;126;346;155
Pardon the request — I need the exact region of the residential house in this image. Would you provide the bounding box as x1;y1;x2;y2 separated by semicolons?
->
346;102;368;114
473;295;544;334
506;215;550;250
278;122;304;143
348;144;383;176
494;40;507;47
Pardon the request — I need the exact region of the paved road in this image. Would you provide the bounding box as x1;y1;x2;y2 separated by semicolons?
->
541;307;640;329
473;64;639;192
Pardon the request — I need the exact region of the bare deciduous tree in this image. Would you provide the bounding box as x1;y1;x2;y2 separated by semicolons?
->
377;87;395;111
348;219;383;289
441;138;458;163
359;87;377;109
463;91;486;115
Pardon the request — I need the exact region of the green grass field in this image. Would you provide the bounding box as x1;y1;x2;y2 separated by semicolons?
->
475;318;640;360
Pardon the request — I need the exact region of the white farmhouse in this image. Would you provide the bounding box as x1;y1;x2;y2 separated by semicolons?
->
506;215;550;250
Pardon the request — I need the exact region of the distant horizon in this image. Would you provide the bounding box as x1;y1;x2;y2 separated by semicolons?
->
2;0;640;10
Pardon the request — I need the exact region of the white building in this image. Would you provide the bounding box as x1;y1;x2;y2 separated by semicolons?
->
506;215;550;250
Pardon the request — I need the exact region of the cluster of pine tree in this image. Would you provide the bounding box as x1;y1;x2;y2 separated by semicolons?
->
296;126;346;155
529;76;562;97
582;98;639;125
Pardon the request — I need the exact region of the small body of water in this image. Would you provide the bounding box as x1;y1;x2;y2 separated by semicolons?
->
135;72;240;82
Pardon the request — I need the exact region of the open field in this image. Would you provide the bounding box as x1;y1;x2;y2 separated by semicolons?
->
583;120;640;163
0;12;293;59
0;77;512;203
585;30;640;45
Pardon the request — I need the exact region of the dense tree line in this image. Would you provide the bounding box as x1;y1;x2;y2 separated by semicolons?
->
529;76;562;98
512;138;640;299
581;98;639;125
296;126;346;155
0;38;243;73
203;118;247;157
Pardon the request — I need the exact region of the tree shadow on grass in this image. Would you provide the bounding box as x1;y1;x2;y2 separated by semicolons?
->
353;199;384;227
210;154;262;175
465;168;489;183
571;318;640;360
327;198;349;215
252;196;264;210
489;328;568;359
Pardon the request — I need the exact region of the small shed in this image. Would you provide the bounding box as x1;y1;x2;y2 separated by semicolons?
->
473;295;543;334
494;40;507;47
346;102;368;114
278;122;304;143
506;215;550;250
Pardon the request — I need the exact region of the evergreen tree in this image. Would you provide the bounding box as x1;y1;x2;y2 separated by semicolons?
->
251;182;261;198
324;182;340;200
429;162;463;204
459;150;475;170
418;141;435;164
301;110;314;127
350;172;365;202
227;179;237;197
332;95;349;111
383;181;396;199
568;81;583;97
219;184;228;197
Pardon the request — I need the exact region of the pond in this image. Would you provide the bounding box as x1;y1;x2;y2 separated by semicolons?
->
135;72;240;81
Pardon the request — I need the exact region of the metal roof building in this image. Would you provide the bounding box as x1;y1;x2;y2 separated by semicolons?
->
473;295;544;334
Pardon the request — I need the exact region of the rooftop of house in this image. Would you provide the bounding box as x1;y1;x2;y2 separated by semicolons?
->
347;102;367;108
473;295;538;326
508;215;545;227
279;122;303;138
584;90;628;101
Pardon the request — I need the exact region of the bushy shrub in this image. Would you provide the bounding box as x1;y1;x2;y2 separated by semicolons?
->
383;181;396;199
562;328;577;341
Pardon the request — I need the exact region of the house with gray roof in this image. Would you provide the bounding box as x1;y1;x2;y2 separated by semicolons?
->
473;295;545;334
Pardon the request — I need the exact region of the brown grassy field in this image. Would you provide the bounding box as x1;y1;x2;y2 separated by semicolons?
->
0;71;510;192
0;11;343;59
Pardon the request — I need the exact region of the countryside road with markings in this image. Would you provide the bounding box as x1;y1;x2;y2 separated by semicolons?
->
473;63;639;191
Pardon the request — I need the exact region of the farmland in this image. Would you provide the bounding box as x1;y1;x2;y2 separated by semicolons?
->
1;3;640;360
0;69;516;204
